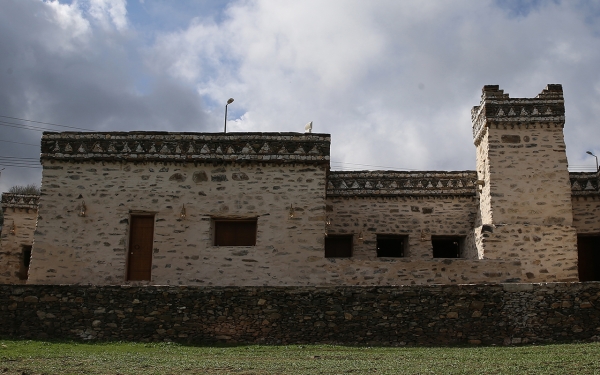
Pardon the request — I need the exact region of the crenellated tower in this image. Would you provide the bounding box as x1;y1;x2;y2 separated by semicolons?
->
472;84;578;282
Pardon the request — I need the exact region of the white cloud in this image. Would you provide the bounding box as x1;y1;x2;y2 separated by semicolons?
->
0;0;211;193
86;0;129;31
2;0;600;192
145;0;600;171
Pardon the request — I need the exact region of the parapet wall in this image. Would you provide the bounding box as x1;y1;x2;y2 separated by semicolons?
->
41;132;330;164
1;283;599;346
327;171;477;197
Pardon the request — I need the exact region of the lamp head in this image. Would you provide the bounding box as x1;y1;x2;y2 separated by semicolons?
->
227;98;234;105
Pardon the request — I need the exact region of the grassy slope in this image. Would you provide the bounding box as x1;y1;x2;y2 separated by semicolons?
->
1;340;600;375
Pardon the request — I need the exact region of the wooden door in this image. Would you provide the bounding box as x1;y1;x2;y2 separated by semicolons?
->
127;215;154;281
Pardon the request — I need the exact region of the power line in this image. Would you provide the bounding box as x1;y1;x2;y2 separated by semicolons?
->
0;139;39;147
0;115;92;131
0;163;41;169
330;160;419;171
0;120;51;132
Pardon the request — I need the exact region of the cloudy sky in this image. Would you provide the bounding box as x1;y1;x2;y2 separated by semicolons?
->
1;0;600;193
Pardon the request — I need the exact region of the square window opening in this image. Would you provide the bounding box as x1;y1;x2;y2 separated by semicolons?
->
432;236;463;258
377;235;407;257
325;235;352;258
214;219;257;246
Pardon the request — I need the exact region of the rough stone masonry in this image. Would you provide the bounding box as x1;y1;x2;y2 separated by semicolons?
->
0;283;599;346
1;84;599;286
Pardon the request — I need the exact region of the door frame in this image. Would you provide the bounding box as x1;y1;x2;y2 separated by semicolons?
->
126;213;156;282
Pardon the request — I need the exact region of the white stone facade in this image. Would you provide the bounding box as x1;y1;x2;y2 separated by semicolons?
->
2;84;599;286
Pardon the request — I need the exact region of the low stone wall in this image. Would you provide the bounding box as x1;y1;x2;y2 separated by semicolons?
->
1;283;599;346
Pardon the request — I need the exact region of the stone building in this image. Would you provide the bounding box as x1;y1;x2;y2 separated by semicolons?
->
2;84;600;286
0;194;39;283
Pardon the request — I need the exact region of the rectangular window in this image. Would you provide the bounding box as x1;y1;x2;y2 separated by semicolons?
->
432;236;463;258
325;235;352;258
377;235;406;257
214;219;257;246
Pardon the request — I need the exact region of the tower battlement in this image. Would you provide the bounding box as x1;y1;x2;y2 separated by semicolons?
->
472;84;565;143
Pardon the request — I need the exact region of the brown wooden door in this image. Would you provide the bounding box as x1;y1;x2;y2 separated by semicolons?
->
127;215;154;281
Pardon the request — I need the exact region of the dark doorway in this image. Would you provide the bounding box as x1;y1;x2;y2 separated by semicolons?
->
18;245;32;280
577;235;600;282
376;235;406;257
432;236;463;258
325;235;352;258
127;215;155;281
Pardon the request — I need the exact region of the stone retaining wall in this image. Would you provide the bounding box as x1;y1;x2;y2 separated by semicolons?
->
1;283;599;346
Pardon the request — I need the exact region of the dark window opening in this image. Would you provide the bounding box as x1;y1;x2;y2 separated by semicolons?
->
432;236;463;258
377;235;406;257
18;245;32;280
577;235;600;282
325;235;352;258
214;219;257;246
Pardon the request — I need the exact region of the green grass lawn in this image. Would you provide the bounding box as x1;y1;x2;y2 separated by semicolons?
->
1;340;599;375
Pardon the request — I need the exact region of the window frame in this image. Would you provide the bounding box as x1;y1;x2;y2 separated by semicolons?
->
431;235;464;258
213;218;258;247
376;234;407;258
324;234;353;258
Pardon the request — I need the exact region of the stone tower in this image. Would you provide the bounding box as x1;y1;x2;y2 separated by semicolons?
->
472;84;578;282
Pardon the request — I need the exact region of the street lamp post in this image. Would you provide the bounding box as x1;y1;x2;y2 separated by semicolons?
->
586;151;598;172
224;98;234;133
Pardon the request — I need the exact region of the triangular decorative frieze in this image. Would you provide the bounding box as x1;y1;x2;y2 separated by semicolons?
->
40;133;330;164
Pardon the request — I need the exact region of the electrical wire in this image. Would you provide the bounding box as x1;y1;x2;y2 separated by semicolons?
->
0;115;92;131
330;161;421;171
0;139;39;147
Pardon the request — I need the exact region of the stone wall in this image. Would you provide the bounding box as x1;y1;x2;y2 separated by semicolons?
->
327;195;477;259
30;132;334;285
324;194;523;284
10;86;600;287
30;161;329;286
572;197;600;234
471;85;579;282
570;172;600;235
1;283;599;346
0;194;39;284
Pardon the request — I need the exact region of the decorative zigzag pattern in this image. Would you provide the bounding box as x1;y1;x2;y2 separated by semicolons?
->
569;172;600;196
1;193;40;208
41;132;330;164
327;171;477;197
471;85;565;141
